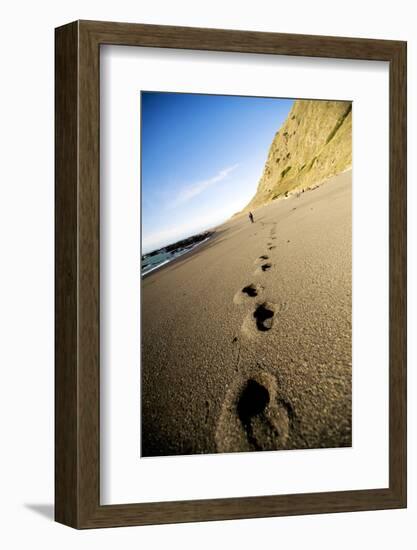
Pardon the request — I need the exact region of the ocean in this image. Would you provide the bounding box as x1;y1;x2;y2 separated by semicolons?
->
141;234;212;277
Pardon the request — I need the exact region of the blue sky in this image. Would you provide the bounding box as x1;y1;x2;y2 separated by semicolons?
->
141;92;293;253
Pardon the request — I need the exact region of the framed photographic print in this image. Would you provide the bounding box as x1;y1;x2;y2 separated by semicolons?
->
55;20;407;528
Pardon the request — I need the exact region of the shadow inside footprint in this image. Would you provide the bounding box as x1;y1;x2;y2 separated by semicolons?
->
234;283;263;305
242;284;258;297
215;371;292;453
259;255;269;260
237;379;270;425
261;263;272;272
253;303;274;331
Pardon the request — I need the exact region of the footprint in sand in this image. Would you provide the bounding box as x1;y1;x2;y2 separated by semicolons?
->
253;302;275;331
254;255;269;264
215;370;293;452
268;245;276;251
254;262;272;275
241;301;276;338
242;284;258;297
233;283;264;304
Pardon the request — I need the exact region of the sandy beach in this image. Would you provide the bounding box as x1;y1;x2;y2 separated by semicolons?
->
141;171;352;456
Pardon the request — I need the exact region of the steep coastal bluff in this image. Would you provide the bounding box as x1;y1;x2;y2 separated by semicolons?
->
243;99;352;211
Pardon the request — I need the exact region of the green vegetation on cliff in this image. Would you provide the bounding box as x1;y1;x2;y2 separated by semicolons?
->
243;100;352;210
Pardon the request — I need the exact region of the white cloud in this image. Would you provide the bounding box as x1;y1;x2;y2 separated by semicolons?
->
169;164;239;208
142;199;244;254
141;171;257;254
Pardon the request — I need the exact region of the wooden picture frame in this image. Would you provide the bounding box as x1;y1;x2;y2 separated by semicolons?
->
55;20;407;529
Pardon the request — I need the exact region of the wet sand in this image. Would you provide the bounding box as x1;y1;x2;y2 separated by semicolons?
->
141;171;352;456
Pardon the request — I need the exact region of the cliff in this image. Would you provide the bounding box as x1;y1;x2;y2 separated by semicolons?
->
243;99;352;210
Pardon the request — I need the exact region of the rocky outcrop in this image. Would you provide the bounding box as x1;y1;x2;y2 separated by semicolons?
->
243;100;352;210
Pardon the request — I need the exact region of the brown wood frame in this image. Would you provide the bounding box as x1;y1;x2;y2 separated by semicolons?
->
55;20;407;529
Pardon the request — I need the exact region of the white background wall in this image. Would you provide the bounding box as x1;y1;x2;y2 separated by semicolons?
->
0;0;415;547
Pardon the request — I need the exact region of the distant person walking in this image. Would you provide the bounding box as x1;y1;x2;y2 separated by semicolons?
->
249;211;254;224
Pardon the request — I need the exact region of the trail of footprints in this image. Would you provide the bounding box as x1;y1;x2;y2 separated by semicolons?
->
216;221;294;453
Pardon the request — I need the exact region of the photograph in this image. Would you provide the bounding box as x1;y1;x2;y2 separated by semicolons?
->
141;92;352;457
0;0;409;537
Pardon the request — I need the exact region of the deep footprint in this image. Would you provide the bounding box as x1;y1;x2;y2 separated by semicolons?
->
215;371;292;453
234;283;263;304
253;303;274;331
261;263;272;272
259;255;269;260
237;379;269;425
242;284;258;297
